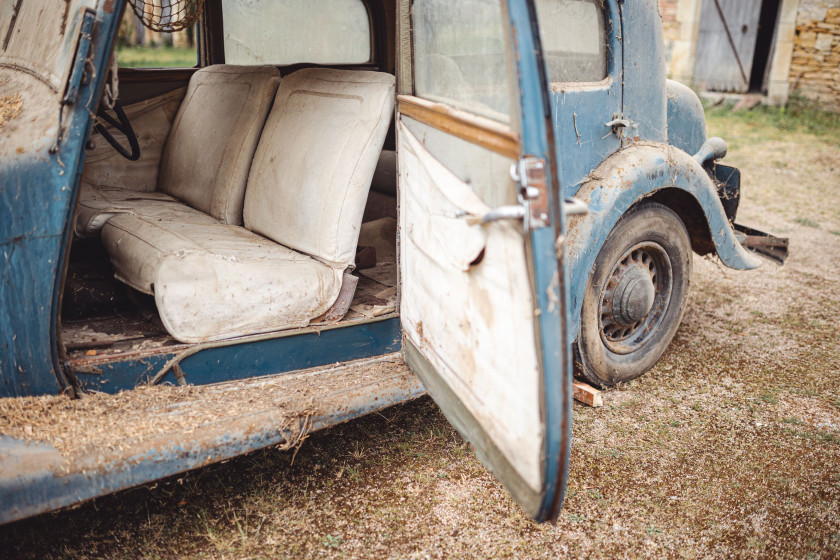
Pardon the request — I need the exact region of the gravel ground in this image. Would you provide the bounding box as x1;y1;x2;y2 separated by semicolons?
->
1;109;838;559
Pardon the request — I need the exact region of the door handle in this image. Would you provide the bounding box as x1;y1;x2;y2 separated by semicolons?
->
564;197;588;216
456;205;526;226
480;198;588;222
604;118;631;129
604;116;636;138
462;197;588;224
479;205;527;224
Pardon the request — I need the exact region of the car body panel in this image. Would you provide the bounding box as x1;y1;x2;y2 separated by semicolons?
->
565;142;762;342
546;0;623;199
72;317;402;392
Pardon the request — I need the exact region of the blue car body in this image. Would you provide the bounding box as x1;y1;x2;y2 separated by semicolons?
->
0;0;781;525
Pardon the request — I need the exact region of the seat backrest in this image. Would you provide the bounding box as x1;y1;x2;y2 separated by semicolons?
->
158;65;281;225
243;69;395;268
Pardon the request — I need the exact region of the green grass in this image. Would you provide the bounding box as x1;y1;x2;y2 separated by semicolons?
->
705;94;840;146
115;45;196;68
793;217;821;228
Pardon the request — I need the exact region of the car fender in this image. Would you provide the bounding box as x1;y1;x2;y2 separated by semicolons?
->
563;141;762;343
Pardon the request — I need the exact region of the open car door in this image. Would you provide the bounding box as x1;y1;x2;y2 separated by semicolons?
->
397;0;572;522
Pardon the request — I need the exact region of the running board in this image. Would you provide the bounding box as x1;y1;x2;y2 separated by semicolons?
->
734;223;789;265
0;354;424;525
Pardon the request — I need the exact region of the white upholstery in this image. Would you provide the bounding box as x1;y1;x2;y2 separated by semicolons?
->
244;69;396;268
74;181;181;237
75;65;281;236
101;216;341;343
159;65;281;225
100;208;224;294
100;69;396;343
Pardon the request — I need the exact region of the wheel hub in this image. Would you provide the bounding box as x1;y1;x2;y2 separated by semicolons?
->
612;266;656;326
599;243;673;355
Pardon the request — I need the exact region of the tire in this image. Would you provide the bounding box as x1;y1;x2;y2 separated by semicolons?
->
577;202;692;388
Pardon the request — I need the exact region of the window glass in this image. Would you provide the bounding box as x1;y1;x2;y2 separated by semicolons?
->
412;0;512;123
222;0;371;65
534;0;608;83
116;11;197;68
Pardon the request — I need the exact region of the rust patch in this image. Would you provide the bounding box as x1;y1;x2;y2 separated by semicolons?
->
0;94;23;133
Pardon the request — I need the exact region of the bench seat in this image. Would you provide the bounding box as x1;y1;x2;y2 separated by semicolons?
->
101;68;396;342
102;215;341;342
74;181;182;237
75;64;282;237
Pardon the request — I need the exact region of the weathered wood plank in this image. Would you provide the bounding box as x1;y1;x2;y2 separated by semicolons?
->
694;0;763;92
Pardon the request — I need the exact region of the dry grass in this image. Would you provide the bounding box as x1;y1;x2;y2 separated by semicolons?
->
0;94;23;132
0;357;407;460
1;111;839;559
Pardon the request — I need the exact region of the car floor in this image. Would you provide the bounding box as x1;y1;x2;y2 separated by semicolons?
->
62;215;399;368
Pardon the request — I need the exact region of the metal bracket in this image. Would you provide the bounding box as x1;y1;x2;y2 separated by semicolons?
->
510;155;549;229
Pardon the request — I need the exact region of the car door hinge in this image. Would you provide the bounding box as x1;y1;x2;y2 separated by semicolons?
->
62;9;97;108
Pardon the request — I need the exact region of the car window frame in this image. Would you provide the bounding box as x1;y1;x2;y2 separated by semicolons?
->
534;0;620;91
209;0;382;68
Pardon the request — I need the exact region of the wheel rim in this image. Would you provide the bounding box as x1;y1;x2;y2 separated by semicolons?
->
598;242;673;355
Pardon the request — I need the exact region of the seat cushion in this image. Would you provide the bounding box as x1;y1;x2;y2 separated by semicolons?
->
101;215;342;343
99;208;223;294
158;65;281;225
74;180;183;237
243;69;395;268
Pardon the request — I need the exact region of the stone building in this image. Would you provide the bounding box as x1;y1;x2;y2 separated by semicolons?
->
659;0;840;110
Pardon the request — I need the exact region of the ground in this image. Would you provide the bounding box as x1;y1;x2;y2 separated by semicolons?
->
1;105;838;559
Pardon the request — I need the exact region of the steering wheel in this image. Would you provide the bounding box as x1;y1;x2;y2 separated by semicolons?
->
94;99;141;161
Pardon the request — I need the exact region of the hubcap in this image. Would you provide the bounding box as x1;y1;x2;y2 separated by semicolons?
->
599;243;673;355
613;266;656;326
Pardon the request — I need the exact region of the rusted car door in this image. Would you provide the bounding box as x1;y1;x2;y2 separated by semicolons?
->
396;0;572;522
0;0;122;396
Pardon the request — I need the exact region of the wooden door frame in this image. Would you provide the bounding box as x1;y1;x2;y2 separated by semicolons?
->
664;0;800;105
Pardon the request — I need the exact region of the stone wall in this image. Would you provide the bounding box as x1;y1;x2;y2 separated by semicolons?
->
789;0;840;109
659;0;680;31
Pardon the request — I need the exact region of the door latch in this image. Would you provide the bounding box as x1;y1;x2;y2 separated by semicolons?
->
604;114;637;139
465;156;550;232
604;118;631;131
511;155;549;229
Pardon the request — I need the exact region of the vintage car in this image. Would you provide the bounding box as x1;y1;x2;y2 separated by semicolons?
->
0;0;785;524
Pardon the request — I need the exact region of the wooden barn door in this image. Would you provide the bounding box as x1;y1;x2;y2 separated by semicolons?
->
693;0;764;92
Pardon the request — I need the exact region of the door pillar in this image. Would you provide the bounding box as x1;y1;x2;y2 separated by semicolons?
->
767;0;800;105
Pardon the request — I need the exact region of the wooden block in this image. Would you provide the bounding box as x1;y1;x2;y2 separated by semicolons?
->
573;381;603;408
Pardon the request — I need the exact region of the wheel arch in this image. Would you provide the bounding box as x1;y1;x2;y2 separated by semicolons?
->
644;188;715;256
564;142;761;344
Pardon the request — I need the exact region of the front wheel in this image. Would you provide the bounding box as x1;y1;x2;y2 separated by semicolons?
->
577;202;692;388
